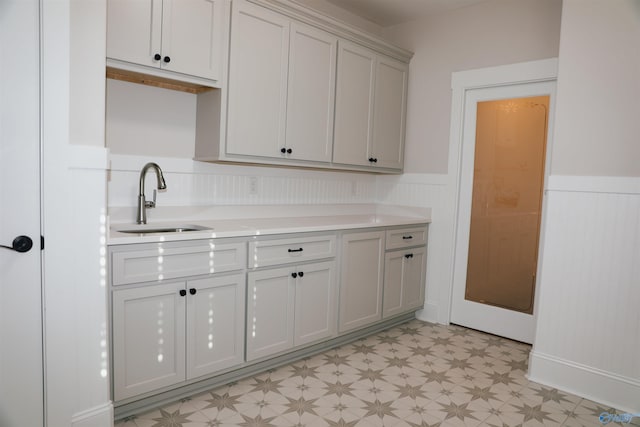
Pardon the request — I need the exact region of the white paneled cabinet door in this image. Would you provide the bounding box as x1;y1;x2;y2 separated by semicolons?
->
246;267;295;361
333;41;376;167
294;261;337;346
372;57;407;170
227;0;290;158
383;247;426;318
187;274;245;380
403;247;426;311
112;282;186;401
338;231;385;332
285;23;337;162
161;0;224;80
107;0;162;68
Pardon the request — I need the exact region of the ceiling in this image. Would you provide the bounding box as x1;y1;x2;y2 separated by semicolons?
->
323;0;488;27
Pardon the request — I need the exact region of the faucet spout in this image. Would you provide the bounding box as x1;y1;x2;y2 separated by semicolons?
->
137;162;167;224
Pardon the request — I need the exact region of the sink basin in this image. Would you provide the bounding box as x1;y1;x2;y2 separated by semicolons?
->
115;224;212;234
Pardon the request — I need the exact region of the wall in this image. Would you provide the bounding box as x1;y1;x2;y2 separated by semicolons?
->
43;0;112;425
529;0;640;412
548;0;640;177
382;0;562;174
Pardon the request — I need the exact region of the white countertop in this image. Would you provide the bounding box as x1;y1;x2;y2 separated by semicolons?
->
108;204;431;245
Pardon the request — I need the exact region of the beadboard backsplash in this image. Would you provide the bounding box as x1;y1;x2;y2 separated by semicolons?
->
108;154;378;208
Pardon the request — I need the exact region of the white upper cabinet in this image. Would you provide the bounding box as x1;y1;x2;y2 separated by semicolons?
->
372;57;408;170
333;41;408;171
333;41;376;168
226;0;290;158
107;0;225;83
285;23;337;162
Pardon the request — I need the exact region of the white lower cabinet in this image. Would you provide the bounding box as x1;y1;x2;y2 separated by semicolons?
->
338;230;385;333
246;260;336;361
383;247;427;318
112;273;245;401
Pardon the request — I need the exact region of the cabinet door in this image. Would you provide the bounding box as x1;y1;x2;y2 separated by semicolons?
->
294;261;337;346
333;41;376;167
371;56;408;170
383;247;427;318
402;246;426;311
246;267;295;361
338;231;385;333
187;274;245;380
106;0;162;68
226;0;290;158
161;0;224;81
382;250;405;319
285;23;337;162
112;282;186;401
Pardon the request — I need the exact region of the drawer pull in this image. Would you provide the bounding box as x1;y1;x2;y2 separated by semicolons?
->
402;235;413;240
291;272;297;278
298;271;304;277
288;248;303;253
189;288;197;295
405;253;414;259
179;289;187;297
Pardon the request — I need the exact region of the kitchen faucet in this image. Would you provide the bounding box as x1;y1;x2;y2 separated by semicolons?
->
137;162;167;224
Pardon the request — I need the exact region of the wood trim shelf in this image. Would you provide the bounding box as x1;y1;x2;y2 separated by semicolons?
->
106;67;216;94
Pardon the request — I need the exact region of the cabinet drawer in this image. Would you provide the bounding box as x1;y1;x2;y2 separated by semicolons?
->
111;241;246;286
248;235;336;268
385;226;428;250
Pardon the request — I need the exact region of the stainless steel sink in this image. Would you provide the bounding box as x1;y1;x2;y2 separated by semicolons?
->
115;224;212;234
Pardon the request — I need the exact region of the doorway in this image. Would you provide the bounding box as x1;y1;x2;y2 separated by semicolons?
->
449;72;556;344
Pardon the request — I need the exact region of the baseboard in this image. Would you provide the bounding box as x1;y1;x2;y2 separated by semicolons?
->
528;351;640;413
71;402;114;427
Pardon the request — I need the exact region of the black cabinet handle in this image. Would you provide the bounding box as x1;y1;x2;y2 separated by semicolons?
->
189;288;197;295
288;248;303;253
402;235;413;240
373;158;378;163
368;157;375;162
163;56;171;63
405;253;414;259
281;147;286;153
286;148;292;154
368;157;378;163
179;289;187;297
291;272;297;278
154;53;161;61
298;271;304;278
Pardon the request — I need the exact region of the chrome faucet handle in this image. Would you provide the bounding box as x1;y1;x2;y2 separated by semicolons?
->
145;189;157;208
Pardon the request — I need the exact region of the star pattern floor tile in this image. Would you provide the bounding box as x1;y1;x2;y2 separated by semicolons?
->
116;320;634;427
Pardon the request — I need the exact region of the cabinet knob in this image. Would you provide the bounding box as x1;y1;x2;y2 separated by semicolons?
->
286;148;292;154
291;272;297;278
189;288;197;295
373;158;378;163
179;289;187;297
154;53;161;61
163;56;171;63
281;147;286;154
298;271;304;278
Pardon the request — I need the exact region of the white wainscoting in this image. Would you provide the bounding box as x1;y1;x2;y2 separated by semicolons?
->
108;154;377;207
377;173;449;323
529;176;640;413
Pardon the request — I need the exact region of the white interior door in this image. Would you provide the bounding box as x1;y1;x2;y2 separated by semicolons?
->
450;81;555;344
0;0;44;426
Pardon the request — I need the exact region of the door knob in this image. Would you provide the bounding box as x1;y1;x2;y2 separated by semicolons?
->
0;235;33;253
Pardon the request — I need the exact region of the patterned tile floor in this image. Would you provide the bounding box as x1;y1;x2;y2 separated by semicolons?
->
116;320;636;427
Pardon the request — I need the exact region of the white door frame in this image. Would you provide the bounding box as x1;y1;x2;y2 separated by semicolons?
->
443;58;558;334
